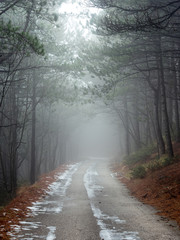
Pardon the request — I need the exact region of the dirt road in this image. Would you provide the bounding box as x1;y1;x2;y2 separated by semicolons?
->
11;158;180;240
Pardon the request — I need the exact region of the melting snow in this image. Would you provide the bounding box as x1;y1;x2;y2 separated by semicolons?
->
110;173;118;178
46;226;56;240
11;208;19;211
84;164;141;240
9;163;80;239
27;163;80;216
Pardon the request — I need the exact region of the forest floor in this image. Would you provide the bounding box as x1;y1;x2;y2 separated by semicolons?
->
0;164;69;240
111;142;180;229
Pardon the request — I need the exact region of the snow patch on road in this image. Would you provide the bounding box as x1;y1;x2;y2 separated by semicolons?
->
84;167;103;198
27;163;80;216
91;203;125;224
8;221;44;239
84;165;141;240
10;163;80;239
110;173;117;178
100;230;141;240
46;165;78;196
46;226;56;240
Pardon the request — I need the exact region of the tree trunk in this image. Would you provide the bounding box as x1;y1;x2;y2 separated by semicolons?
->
144;86;151;145
9;86;18;197
157;36;174;158
154;91;165;155
52;135;59;168
123;94;130;155
133;91;141;150
172;54;180;142
30;72;36;184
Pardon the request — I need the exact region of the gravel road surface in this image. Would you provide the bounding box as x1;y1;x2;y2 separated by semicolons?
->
12;158;180;240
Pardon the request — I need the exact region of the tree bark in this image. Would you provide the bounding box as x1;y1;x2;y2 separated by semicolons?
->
154;91;165;155
123;94;131;155
11;89;18;196
157;36;174;157
172;53;180;142
30;71;36;184
133;91;141;150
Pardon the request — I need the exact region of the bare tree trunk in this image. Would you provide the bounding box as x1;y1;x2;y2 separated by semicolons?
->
52;135;59;169
133;92;141;150
30;71;36;184
172;54;180;142
167;83;173;133
145;88;153;145
11;91;18;196
154;91;165;155
144;49;165;155
157;36;174;157
123;94;130;155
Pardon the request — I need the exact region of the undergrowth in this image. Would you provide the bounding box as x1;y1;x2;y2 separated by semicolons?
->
131;165;146;179
123;144;156;166
130;155;178;179
123;144;179;179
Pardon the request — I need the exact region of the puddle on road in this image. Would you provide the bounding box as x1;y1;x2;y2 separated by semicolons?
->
84;164;141;240
9;163;80;240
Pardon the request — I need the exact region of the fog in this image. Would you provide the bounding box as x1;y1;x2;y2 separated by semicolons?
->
69;113;120;159
0;0;180;206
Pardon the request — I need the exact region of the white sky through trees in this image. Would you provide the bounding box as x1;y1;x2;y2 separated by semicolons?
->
58;0;101;38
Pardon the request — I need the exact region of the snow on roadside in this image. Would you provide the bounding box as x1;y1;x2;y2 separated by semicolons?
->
46;226;56;240
9;163;80;240
27;163;80;216
84;164;141;240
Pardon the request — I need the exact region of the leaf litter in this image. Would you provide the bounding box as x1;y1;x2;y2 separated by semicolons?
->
0;163;77;240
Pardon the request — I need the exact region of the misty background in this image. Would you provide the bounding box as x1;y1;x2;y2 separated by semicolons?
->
0;0;180;204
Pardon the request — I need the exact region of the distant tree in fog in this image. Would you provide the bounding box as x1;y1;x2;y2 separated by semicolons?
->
86;0;180;158
0;0;87;200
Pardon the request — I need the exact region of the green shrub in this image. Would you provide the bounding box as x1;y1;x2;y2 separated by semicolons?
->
146;155;176;172
162;157;174;167
146;160;162;172
131;165;146;179
124;144;156;166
